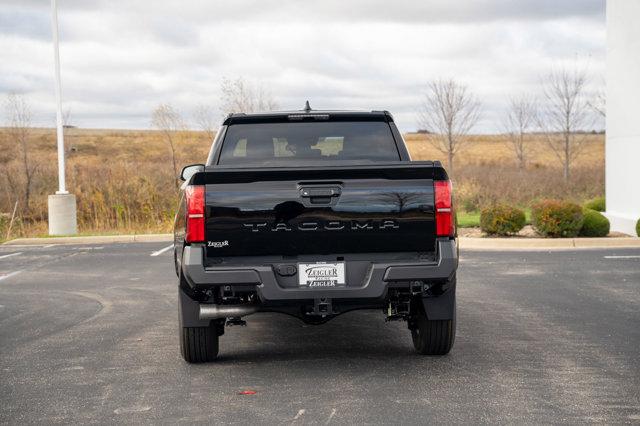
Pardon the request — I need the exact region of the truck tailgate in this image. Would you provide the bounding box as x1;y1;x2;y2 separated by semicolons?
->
196;163;442;257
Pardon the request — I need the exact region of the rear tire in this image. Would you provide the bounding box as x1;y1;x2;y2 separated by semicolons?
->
411;303;455;355
180;326;219;363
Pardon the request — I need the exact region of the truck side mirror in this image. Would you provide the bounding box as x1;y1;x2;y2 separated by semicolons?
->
180;164;205;182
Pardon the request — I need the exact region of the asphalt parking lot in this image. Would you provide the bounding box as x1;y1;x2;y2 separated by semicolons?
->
1;242;639;424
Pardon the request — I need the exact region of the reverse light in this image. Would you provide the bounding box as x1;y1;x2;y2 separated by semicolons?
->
434;180;455;237
185;185;205;243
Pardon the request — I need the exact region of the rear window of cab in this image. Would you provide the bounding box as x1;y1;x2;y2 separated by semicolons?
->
218;121;400;166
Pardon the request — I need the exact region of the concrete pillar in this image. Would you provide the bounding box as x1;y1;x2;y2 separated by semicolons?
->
48;193;77;235
605;0;640;236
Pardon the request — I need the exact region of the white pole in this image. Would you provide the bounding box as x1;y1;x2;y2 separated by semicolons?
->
48;0;75;235
51;0;67;194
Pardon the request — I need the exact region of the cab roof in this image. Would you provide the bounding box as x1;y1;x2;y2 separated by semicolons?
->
223;107;394;125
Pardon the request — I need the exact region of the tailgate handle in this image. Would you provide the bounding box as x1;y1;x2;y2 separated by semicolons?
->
300;187;341;198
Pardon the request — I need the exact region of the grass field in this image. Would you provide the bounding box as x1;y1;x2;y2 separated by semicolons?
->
456;211;482;228
406;132;604;213
404;133;604;166
0;128;604;239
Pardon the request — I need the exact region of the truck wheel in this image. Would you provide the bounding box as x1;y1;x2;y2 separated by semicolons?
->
180;326;219;363
411;304;455;355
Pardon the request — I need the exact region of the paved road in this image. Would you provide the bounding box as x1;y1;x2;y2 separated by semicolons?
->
0;242;639;424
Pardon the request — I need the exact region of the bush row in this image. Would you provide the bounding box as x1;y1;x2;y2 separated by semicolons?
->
478;199;612;237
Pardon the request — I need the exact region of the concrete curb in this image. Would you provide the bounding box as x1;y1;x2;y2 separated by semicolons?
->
3;234;173;245
3;234;640;250
459;236;640;250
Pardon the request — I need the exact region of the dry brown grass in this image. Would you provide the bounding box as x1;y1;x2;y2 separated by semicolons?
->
405;133;604;210
0;128;604;239
0;128;210;239
404;133;604;165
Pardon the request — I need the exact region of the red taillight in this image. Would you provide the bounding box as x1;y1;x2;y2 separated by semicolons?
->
185;185;205;243
434;180;454;237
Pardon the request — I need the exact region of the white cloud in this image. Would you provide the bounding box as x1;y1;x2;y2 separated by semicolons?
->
0;0;605;132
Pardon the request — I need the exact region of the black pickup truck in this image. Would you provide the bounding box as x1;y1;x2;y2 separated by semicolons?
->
174;107;458;362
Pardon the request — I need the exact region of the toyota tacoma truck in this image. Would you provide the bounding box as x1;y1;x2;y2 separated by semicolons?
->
174;106;458;362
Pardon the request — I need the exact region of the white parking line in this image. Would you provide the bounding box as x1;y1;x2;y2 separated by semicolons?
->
0;244;52;248
0;252;22;260
0;270;23;282
150;244;173;257
325;408;337;425
604;255;640;259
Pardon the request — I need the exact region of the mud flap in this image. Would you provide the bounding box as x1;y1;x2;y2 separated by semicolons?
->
421;281;456;321
178;287;211;328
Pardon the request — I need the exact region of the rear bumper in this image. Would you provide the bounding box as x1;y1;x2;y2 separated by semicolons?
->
181;239;457;302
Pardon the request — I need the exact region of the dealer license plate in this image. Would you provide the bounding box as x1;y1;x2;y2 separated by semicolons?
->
298;262;346;287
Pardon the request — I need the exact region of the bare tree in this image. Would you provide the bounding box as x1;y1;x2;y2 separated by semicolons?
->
4;94;36;212
538;66;593;181
418;79;481;173
589;88;606;118
502;95;537;169
193;104;217;142
0;131;19;214
151;104;183;188
220;77;278;116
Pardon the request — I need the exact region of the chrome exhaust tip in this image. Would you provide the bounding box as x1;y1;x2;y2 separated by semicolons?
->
198;304;259;320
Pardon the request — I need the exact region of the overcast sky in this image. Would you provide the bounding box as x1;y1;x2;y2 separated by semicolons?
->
1;0;605;132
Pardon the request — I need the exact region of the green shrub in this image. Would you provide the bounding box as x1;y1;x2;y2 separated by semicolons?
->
531;200;584;238
636;218;640;237
584;197;605;212
579;209;610;237
480;204;526;236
